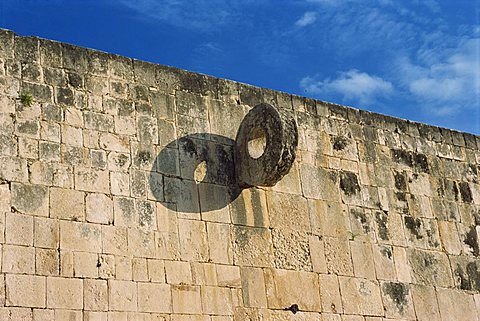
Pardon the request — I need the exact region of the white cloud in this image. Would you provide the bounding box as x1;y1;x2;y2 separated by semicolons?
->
300;69;394;104
295;11;317;27
398;38;480;116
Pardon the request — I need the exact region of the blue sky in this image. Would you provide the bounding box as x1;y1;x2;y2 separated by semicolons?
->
1;0;479;134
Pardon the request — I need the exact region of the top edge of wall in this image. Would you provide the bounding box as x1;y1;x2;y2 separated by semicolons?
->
1;27;479;147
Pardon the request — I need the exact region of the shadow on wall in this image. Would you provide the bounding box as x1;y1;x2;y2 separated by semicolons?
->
149;133;242;213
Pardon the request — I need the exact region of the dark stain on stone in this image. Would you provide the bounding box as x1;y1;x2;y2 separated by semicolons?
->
395;191;407;202
394;171;407;191
404;216;423;240
339;171;360;196
251;188;265;228
136;150;151;166
464;226;479;256
375;211;389;241
413;153;429;173
351;208;370;233
391;149;413;167
382;282;409;314
380;246;392;259
452;182;459;202
181;138;197;156
454;261;480;291
459;182;473;203
332;136;349;151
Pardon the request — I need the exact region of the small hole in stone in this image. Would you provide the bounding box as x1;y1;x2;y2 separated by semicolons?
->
194;160;207;183
247;127;267;159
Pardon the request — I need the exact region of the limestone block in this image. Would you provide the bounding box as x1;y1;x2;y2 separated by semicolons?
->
308;200;348;237
111;171;130;196
393;246;412;283
300;164;341;202
165;260;192;285
86;193;113;225
380;281;415;319
109;280;137;312
127;228;155;257
84;111;114;132
178;219;209;262
54;309;82;321
50;187;85;221
350;241;375;279
199;183;230;223
138;282;172;313
74;251;98;278
84;311;108;321
319;274;343;314
348;207;375;242
207;222;233;264
84;279;108;311
201;286;233;315
216;265;241;288
272;228;312;271
324;237;354;276
267;191;310;232
411;285;441;321
36;248;59;276
132;257;148;281
5;212;33;246
309;235;327;273
60;250;74;277
60;221;102;252
61;124;83;146
230;187;269;228
372;245;395;281
147;259;165;283
240;267;267;308
233;226;274;267
6;274;46;308
0;184;10;213
33;309;54;321
0;307;32;321
15;119;40;138
18;136;37;158
115;256;132;281
373;211;406;246
338;277;383;316
191;262;217;286
436;287;477;321
264;268;321;312
0;156;28;182
98;254;115;279
407;248;453;287
102;225;128;255
74;167;109;193
2;244;35;273
47;277;83;309
137;200;156;230
107;152;130;171
113;196;137;228
11;182;49;216
437;220;462;255
172;285;202;314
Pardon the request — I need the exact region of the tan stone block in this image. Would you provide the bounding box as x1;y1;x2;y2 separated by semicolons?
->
86;193;113;224
64;108;83;127
323;313;341;321
113;196;137;228
138;282;172;313
115;256;132;280
199;183;230;223
407;248;452;287
98;254;115;279
59;250;74;277
6;274;45;308
132;257;148;281
74;251;98;278
171;315;211;321
264;269;321;312
102;225;128;255
240;267;267;308
437;220;461;255
271;162;302;195
47;277;83;309
191;262;217;286
216;265;241;288
111;171;130;196
233;226;274;267
33;309;54;321
341;316;364;321
0;307;32;320
74;166;110;193
2;244;34;273
172;284;202;314
99;133;130;153
5;212;33;246
436;287;477;321
350;241;375;279
393;246;411;283
0;184;10;213
84;311;108;321
308;199;348;237
84;279;108;311
202;286;233;315
309;235;327;273
109;280;137;312
36;248;59;276
147;259;165;282
11;182;49;216
319;274;343;314
165;260;192;285
34;217;59;248
127;228;155;257
62;124;83;146
370;244;395;281
267;191;310;232
50;187;85;221
60;221;102;252
54;309;82;321
380;281;415;319
178;219;209;261
324;237;353;276
411;285;440;321
338;277;383;316
230;187;269;228
207;222;232;264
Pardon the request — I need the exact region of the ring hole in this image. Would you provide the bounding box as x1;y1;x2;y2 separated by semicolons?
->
247;127;267;159
194;160;207;183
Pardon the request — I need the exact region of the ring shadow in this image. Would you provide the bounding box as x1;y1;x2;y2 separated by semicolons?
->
149;133;242;213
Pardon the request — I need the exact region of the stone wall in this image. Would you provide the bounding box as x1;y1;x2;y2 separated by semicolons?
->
0;28;480;321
